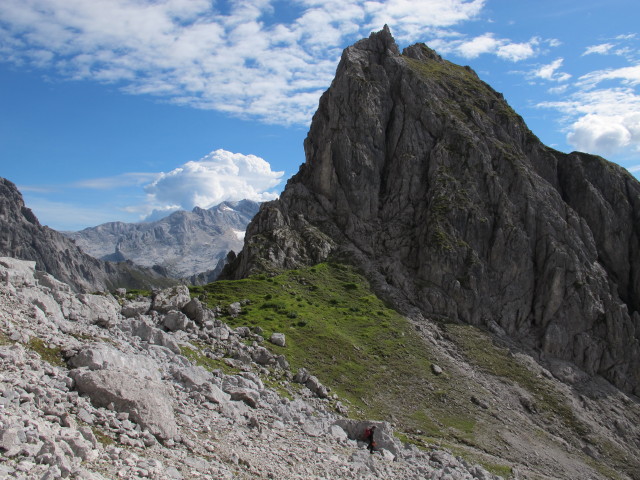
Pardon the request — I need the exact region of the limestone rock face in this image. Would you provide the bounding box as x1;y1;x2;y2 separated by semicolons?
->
224;27;640;396
0;177;175;292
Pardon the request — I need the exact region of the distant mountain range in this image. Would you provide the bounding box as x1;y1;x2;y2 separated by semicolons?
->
0;177;175;292
64;200;260;282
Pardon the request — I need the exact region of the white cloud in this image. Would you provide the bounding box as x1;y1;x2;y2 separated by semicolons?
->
537;32;640;157
532;58;571;82
539;88;640;156
457;33;500;58
22;148;285;228
578;65;640;88
448;33;539;61
567;114;638;155
0;0;487;126
143;149;284;212
496;40;537;62
583;43;615;56
364;0;485;40
548;85;568;95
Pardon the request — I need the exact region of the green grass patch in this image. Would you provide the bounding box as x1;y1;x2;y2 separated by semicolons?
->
403;51;520;125
27;337;65;367
0;331;13;346
123;289;152;300
91;426;115;446
180;343;240;376
191;263;450;431
482;463;513;479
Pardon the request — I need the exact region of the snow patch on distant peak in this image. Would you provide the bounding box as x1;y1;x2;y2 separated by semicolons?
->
233;229;246;241
220;204;236;212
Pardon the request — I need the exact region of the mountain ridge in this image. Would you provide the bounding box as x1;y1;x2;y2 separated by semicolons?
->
65;200;259;280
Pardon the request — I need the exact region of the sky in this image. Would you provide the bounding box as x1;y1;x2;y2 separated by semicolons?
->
0;0;639;231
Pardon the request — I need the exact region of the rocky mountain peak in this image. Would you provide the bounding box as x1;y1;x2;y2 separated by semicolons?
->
224;28;640;397
350;24;399;57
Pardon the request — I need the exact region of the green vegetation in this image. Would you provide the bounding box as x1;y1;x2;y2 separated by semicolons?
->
0;331;12;346
403;50;520;125
189;263;495;455
484;463;513;478
123;289;152;300
181;343;241;376
91;426;115;446
27;337;65;367
189;263;631;477
191;263;449;426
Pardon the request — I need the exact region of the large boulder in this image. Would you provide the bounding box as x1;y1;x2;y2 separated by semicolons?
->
172;366;213;390
334;419;400;457
0;257;38;287
151;286;191;313
71;369;178;440
119;318;181;353
68;344;162;381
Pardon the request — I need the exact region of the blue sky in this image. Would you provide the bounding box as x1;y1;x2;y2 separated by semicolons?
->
1;0;638;230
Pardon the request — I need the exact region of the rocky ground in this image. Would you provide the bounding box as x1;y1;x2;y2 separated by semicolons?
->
0;256;500;480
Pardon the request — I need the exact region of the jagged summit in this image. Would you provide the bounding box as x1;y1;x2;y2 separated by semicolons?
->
223;28;640;397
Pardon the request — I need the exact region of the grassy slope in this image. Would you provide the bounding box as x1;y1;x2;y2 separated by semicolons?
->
191;263;520;474
192;263;437;421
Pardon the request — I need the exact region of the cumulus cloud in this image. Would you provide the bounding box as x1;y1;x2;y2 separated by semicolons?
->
496;41;537;62
539;86;640;156
567;113;640;155
0;0;487;126
143;149;284;212
457;33;500;58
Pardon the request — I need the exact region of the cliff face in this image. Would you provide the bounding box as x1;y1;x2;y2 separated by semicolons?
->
0;177;175;292
65;200;259;279
224;27;640;396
